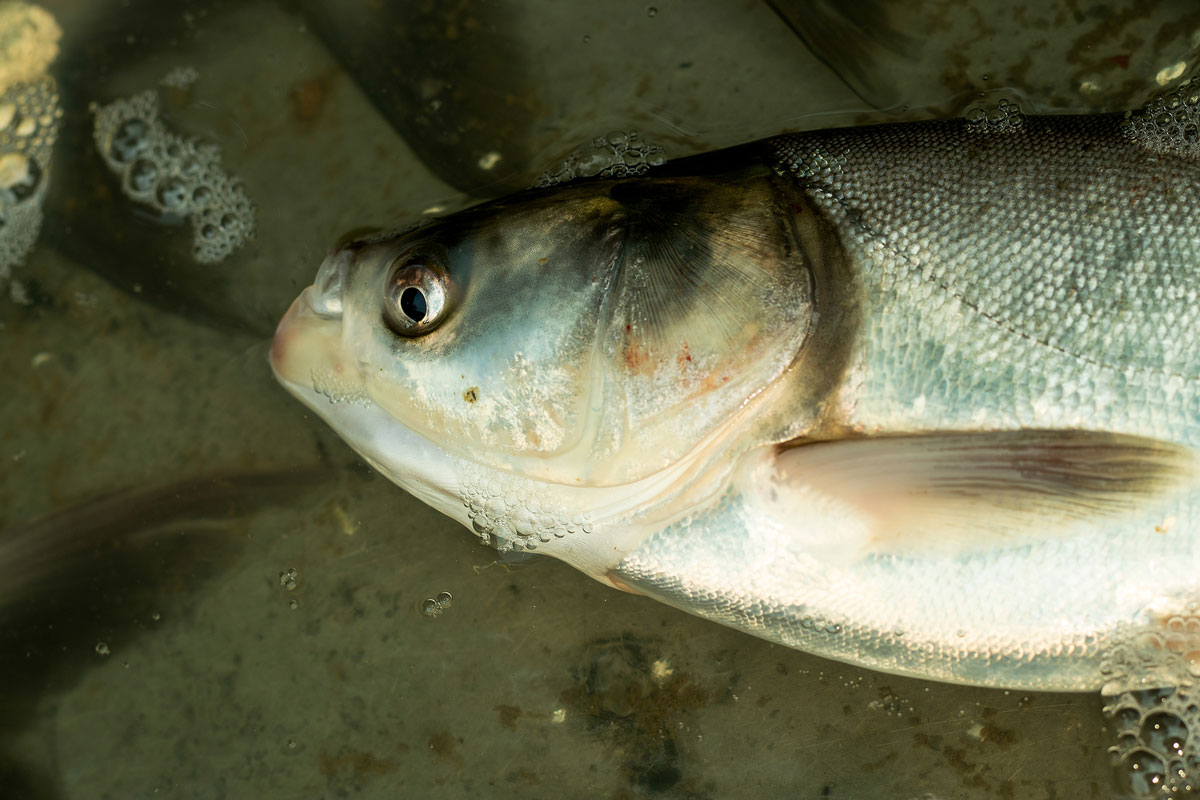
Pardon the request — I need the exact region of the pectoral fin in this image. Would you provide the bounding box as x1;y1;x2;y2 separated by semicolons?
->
741;430;1195;562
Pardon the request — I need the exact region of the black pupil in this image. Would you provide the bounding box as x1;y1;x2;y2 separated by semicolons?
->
400;286;427;322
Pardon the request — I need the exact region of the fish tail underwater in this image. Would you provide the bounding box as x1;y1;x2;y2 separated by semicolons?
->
8;0;1200;797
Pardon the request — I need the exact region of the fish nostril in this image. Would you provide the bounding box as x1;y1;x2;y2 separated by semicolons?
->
308;252;347;317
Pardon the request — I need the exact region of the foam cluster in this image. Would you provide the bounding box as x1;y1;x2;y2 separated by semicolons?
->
537;131;666;187
0;1;61;284
964;97;1025;132
1102;606;1200;797
1107;685;1198;797
0;74;58;280
1123;77;1200;157
92;90;254;263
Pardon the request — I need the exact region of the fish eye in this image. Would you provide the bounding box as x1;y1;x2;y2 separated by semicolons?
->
382;245;455;336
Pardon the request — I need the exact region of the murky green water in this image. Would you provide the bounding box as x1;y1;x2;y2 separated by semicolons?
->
1;1;1197;797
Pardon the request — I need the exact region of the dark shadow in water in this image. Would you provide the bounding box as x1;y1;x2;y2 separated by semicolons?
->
291;0;536;198
41;0;535;336
42;0;271;337
0;466;330;800
764;0;917;110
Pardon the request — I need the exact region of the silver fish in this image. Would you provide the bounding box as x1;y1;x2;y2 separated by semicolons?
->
271;89;1200;691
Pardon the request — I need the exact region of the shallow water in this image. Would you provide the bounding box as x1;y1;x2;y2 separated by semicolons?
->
2;1;1198;797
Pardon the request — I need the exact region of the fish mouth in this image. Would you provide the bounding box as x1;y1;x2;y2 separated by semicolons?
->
270;288;465;519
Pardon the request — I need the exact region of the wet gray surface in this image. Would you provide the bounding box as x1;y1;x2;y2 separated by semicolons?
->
2;1;1198;797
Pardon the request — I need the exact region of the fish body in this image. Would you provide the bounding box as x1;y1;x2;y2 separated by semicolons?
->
272;95;1200;690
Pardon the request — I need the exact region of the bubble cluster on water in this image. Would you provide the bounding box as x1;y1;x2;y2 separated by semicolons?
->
419;591;454;618
537;130;666;187
92;89;254;263
0;3;60;89
159;65;198;90
1103;605;1200;797
1100;607;1200;697
278;567;298;591
1124;77;1200;157
963;97;1025;132
457;459;593;550
1107;686;1199;797
0;75;60;281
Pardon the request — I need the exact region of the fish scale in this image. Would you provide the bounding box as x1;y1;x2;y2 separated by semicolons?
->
772;114;1200;458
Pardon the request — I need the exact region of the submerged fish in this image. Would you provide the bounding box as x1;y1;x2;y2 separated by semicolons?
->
271;90;1200;691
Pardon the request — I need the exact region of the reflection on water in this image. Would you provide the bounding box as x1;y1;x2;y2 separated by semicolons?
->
0;0;1197;797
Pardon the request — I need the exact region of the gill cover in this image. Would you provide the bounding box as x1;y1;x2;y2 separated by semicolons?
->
349;168;813;486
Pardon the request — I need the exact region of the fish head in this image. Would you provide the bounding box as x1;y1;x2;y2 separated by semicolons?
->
271;171;818;559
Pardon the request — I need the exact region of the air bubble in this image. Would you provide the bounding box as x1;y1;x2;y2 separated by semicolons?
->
1125;79;1200;156
219;212;236;231
160;66;199;90
1115;749;1167;796
964;97;1025;132
1103;604;1200;797
201;223;217;239
192;185;211;205
647;7;658;17
278;567;298;591
109;119;150;163
1115;705;1142;729
154;175;188;210
422;591;454;616
537;131;666;187
95;641;110;656
575;145;610;178
128;158;157;193
1142;712;1189;755
14;116;33;137
0;152;39;200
